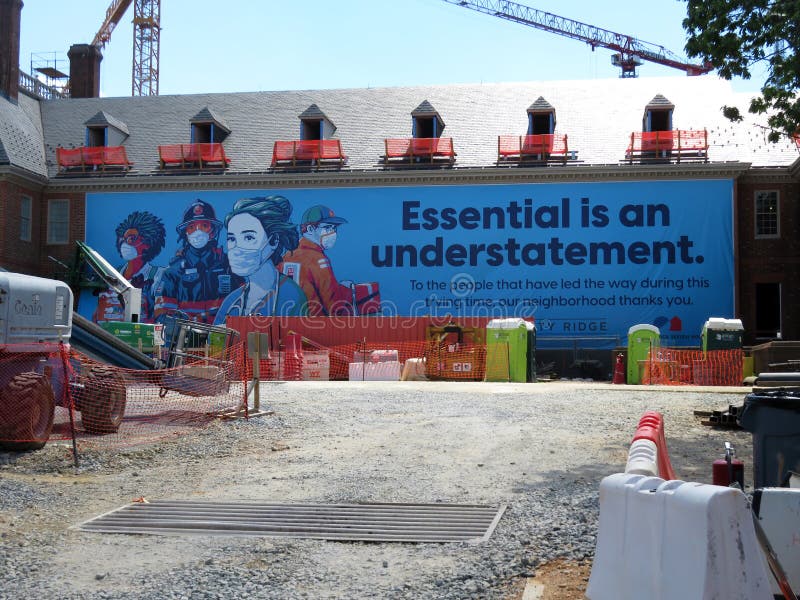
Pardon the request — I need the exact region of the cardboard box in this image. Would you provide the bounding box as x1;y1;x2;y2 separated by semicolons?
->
268;351;330;381
348;361;401;381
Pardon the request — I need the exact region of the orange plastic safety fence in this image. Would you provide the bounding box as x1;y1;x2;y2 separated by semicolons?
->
641;348;743;386
244;340;497;382
0;343;249;451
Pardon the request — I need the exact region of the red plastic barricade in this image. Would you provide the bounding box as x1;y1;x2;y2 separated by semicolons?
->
631;411;676;480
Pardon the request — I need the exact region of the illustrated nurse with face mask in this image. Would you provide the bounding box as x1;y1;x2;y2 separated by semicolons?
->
214;196;308;324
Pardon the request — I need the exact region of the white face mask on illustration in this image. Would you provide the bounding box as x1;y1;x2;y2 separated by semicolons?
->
120;243;138;261
187;230;210;249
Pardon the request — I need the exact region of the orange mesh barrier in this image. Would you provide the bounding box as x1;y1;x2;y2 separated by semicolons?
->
56;147;84;169
384;137;456;165
497;134;569;162
196;143;230;166
158;143;229;169
626;129;708;163
0;343;249;453
640;348;743;386
56;146;131;172
243;339;496;382
100;145;132;167
271;140;346;167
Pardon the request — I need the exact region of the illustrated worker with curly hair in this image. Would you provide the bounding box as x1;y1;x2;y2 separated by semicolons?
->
93;210;166;323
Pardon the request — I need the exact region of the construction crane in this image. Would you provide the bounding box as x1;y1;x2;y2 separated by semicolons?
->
440;0;713;78
92;0;160;96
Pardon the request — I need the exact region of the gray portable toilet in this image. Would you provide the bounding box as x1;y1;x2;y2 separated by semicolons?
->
701;318;744;351
627;324;661;385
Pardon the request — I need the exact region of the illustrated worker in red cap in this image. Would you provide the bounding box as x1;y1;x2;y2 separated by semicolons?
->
279;204;353;316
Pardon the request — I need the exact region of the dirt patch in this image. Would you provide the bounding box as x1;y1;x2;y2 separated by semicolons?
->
532;558;591;599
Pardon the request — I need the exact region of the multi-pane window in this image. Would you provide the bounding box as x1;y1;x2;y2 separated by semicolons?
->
47;199;69;244
755;191;779;238
20;195;32;242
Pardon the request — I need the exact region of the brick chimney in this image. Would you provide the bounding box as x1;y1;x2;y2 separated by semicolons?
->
68;43;102;98
0;0;23;102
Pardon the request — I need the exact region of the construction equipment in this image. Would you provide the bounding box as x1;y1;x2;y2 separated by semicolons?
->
91;0;160;96
0;271;127;450
440;0;713;78
159;317;240;398
73;240;142;323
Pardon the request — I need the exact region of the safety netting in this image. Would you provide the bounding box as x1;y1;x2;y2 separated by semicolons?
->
247;339;522;383
640;348;743;386
0;343;248;452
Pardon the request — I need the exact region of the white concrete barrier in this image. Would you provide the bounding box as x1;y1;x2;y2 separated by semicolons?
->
587;473;773;600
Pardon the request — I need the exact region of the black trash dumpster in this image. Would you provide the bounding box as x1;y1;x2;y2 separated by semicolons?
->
738;387;800;488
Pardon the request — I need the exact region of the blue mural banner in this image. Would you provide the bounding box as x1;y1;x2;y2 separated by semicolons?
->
84;179;734;345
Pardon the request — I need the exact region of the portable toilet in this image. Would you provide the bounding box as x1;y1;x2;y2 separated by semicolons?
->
525;321;537;382
627;324;661;385
486;318;533;382
702;318;744;351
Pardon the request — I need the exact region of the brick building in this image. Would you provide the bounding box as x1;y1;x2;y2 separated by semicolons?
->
1;0;798;349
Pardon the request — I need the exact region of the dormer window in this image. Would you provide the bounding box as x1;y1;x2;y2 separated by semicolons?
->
86;126;106;147
643;94;674;132
411;101;444;138
84;111;129;147
299;104;336;141
527;97;556;135
190;107;230;144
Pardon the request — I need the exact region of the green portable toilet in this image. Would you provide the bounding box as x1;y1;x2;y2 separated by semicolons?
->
627;324;661;385
486;318;532;382
525;321;537;382
701;318;744;351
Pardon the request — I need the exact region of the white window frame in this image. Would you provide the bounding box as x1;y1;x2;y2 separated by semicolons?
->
47;199;70;245
754;190;780;239
20;195;32;242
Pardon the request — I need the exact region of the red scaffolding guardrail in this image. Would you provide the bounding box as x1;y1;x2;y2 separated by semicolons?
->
56;146;132;173
158;143;230;170
271;139;347;168
625;129;708;164
497;133;570;164
384;137;456;166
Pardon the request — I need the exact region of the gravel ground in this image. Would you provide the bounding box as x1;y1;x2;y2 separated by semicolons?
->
0;380;754;600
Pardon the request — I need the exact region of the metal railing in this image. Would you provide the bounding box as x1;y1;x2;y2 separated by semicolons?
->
18;70;67;100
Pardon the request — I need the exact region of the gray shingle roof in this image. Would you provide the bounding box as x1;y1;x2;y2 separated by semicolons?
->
0;93;47;176
646;94;675;109
298;103;327;120
411;100;439;116
190;106;230;133
84;110;130;135
528;96;554;112
0;76;795;178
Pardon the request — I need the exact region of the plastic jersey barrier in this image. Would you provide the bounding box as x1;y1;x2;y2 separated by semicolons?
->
586;473;773;600
628;411;676;481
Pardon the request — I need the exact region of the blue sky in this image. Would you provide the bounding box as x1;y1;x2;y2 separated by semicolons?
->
19;0;766;98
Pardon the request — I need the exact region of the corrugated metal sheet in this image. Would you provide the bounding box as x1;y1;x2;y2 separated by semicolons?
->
76;500;506;543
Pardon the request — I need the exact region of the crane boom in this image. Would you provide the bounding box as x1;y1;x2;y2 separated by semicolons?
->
440;0;713;77
89;0;160;96
91;0;133;48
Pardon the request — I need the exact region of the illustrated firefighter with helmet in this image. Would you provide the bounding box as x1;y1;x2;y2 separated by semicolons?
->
154;199;242;324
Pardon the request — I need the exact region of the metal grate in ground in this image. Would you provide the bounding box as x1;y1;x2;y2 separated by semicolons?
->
76;500;506;543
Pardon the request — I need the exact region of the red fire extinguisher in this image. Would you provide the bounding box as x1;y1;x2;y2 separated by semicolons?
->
712;441;745;489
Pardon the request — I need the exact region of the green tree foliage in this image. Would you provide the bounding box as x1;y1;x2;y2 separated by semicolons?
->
683;0;800;142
